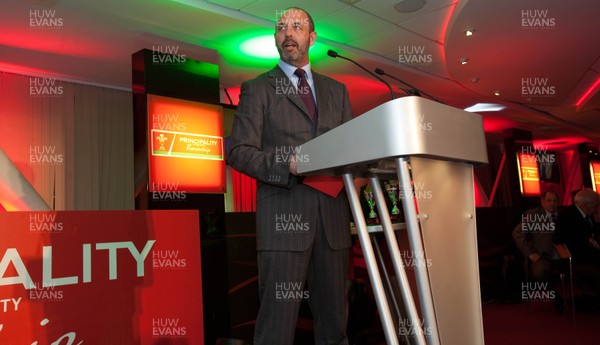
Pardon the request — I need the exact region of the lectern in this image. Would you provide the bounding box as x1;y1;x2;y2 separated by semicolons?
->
297;96;488;345
0;148;50;211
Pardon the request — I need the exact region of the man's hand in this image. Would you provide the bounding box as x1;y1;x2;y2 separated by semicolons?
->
528;253;541;263
289;154;298;175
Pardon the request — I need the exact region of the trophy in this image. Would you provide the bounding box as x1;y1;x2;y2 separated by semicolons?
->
384;180;400;216
363;187;378;221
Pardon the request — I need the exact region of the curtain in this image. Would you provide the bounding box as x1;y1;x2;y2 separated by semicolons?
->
0;71;133;210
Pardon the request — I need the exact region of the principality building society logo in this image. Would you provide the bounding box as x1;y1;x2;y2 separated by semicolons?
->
151;130;223;161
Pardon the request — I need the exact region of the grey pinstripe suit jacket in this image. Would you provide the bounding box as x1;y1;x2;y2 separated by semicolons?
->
228;65;353;251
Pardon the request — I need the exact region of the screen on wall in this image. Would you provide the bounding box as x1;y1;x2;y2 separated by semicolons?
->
590;161;600;193
147;94;225;193
537;151;560;183
516;152;541;196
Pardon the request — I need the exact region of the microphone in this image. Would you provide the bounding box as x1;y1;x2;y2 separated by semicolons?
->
327;49;396;100
375;68;445;104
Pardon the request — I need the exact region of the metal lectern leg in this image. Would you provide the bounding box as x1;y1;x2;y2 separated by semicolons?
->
371;237;413;345
342;173;398;345
396;157;441;345
370;176;426;345
371;237;401;318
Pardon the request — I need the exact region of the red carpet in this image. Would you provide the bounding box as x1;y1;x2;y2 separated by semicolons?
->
483;302;600;345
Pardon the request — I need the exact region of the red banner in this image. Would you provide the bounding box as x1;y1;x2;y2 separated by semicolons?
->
0;210;203;344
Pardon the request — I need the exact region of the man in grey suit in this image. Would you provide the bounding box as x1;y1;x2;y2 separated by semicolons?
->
512;190;559;281
227;7;353;345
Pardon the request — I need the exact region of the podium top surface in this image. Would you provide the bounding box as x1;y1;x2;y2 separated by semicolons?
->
297;96;488;175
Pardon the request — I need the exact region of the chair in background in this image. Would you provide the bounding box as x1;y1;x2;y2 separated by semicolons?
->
476;207;523;303
553;243;576;324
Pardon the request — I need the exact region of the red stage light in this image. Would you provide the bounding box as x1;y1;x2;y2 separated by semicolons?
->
575;76;600;107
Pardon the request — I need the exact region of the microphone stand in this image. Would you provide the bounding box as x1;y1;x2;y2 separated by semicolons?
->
375;68;444;104
327;50;397;100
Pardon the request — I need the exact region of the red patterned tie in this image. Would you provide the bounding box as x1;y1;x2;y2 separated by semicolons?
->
294;68;317;125
294;69;344;196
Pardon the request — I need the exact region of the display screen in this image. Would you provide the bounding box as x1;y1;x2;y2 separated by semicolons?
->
590;161;600;193
537;151;560;183
517;152;541;196
147;94;225;193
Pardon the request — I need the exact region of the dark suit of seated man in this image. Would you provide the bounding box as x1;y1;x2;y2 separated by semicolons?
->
554;189;600;307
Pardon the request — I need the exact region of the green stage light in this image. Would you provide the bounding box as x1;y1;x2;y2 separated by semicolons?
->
219;32;329;69
237;35;329;62
240;35;278;59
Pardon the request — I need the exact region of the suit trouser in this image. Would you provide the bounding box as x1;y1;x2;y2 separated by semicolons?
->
254;211;350;345
530;258;555;282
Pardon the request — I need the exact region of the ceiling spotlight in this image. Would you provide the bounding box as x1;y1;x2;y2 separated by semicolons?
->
493;90;501;96
394;0;426;13
464;103;506;112
470;77;480;83
459;57;469;65
464;29;475;37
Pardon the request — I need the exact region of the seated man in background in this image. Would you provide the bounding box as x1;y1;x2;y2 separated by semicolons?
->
513;190;560;282
555;189;600;266
555;189;600;309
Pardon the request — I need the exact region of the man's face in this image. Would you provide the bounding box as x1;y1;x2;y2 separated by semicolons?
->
575;190;600;216
274;9;316;67
541;193;559;213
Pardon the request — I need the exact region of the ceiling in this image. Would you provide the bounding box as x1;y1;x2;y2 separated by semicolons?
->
1;0;600;148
